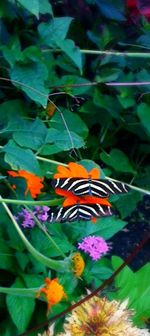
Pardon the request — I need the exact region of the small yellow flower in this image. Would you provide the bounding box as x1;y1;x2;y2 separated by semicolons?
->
72;252;85;278
37;278;66;312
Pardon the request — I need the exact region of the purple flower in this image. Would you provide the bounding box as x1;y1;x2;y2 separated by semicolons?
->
78;236;110;261
16;206;50;228
34;206;50;221
16;208;35;228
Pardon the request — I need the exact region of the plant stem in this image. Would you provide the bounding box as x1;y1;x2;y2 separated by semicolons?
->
26;205;66;258
42;48;150;58
0;196;70;272
0;197;63;206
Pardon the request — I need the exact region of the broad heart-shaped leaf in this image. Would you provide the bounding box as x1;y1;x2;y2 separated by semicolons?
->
6;278;35;333
17;0;39;18
49;108;88;139
13;118;48;150
38;17;73;47
10;62;49;107
3;140;41;175
137;103;150;135
100;149;135;174
63;217;127;242
114;191;143;218
46;128;84;150
56;39;82;73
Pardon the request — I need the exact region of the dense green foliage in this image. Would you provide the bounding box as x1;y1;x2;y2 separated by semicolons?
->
0;1;150;335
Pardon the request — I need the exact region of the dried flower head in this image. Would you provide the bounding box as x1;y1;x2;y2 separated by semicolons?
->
72;252;85;277
56;296;150;336
78;235;110;261
8;170;44;198
37;278;67;312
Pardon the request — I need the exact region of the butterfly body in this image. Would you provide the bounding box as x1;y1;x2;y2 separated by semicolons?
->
52;178;130;198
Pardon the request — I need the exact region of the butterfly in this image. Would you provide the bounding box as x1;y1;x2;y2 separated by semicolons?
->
51;178;130;198
49;203;113;223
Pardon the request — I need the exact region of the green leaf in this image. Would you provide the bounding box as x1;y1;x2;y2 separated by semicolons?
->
56;39;82;72
100;149;135;173
10;62;49;107
13;118;48;150
0;239;16;272
111;256;137;302
17;0;39;18
114;191;143;218
6;278;35;333
31;228;72;257
39;0;53;15
55;75;91;95
137;103;150;135
94;217;128;239
64;216;127;242
38;17;73;47
3;140;41;175
49;109;88;138
46;128;85;150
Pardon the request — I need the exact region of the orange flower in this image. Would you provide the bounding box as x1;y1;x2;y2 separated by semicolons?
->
54;162;100;179
8;170;44;198
72;252;85;278
55;189;111;207
37;278;67;312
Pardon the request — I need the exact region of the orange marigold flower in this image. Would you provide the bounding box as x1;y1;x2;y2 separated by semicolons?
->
72;252;85;277
8;170;44;199
37;278;67;312
54;162;100;179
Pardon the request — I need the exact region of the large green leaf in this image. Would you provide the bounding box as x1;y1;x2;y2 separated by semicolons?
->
46;128;84;150
10;62;49;107
38;17;73;47
17;0;39;18
0;239;16;272
49;109;88;138
6;278;35;333
100;149;135;173
31;227;73;257
111;257;150;325
3;140;41;175
137;103;150;135
114;191;143;218
13;118;48;150
39;0;53;15
56;39;82;72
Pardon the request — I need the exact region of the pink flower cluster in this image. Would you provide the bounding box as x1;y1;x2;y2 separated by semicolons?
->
78;235;110;261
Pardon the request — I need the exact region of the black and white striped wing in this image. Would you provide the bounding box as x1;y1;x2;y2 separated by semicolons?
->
52;178;130;198
49;203;113;223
